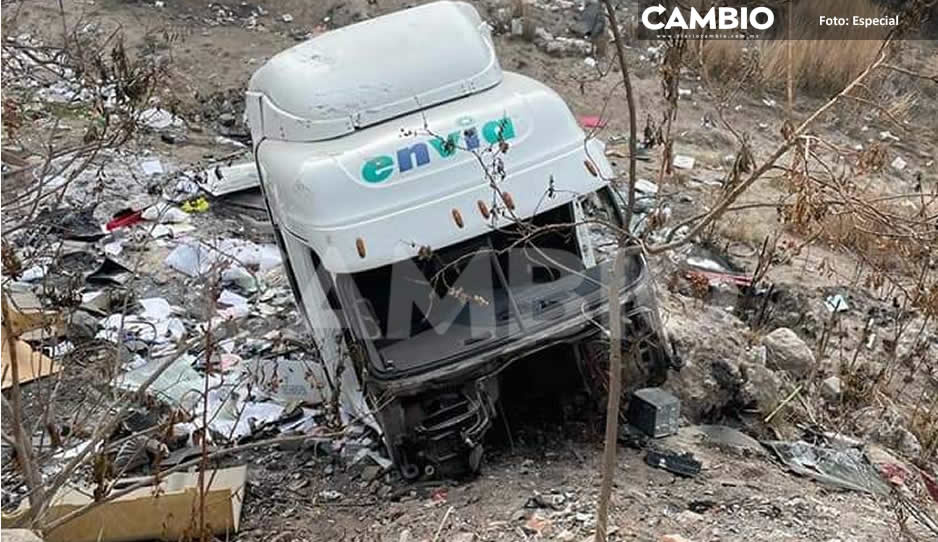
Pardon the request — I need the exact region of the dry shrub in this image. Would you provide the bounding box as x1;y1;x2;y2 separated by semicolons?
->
700;0;887;94
807;200;933;278
908;400;938;460
716;207;779;248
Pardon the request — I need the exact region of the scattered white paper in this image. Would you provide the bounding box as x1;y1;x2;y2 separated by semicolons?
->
672;155;696;170
140;159;164;176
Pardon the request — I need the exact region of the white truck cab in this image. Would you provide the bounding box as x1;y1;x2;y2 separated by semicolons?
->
246;1;675;478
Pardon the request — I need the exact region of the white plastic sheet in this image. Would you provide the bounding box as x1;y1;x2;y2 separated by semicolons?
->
165;238;281;278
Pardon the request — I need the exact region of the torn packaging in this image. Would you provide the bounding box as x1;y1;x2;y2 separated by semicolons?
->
764;440;891;495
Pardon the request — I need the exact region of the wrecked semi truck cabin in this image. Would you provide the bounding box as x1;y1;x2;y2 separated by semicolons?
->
246;1;674;477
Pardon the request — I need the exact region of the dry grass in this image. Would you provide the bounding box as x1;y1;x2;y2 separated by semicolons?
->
699;0;887;94
715;207;780;248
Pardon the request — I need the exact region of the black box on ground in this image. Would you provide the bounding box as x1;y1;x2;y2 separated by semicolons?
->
628;387;680;438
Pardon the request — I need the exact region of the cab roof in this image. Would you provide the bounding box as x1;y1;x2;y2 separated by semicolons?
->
255;72;614;273
246;1;501;142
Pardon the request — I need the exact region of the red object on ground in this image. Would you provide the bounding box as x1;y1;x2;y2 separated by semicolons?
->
580;115;606;129
920;468;938;504
685;269;753;287
106;208;144;231
880;462;910;486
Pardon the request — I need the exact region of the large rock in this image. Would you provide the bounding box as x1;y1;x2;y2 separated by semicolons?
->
854;406;922;458
821;376;842;401
662;301;747;421
762;328;816;378
739;362;782;414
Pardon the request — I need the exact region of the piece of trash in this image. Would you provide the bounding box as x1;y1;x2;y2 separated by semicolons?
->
139;107;184;130
879;130;900;142
165;238;281;278
510;17;523;36
523;513;551;535
891;156;907;171
102;240;123;257
205;162;261;197
634;179;659;195
86;257;134;286
1;466;246;542
19;265;47;283
764;440;890;495
628;387;680;437
685;268;752;288
214;303;251;323
217;289;249;308
202;388;286;439
115;354;205;408
106;208;144;231
2;339;58;390
217;353;243;372
678;88;692;97
98;298;184;348
583;56;597;68
215;135;247;148
181;196;210;213
580;116;606;129
79;291;111;315
762;98;776;107
139;297;173;321
221;266;259;292
163;177;201;203
140;159;164;176
672;155;695;170
281;13;294;22
825;294;849;313
318;489;342;502
142;203;189;224
645;449;701;477
243;356;327;405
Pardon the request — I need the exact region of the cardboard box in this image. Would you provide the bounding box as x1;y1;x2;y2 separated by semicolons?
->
2;466;246;542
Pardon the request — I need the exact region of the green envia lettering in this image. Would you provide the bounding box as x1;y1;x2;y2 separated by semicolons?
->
482;118;516;144
428;131;461;158
361;116;516;183
362;155;394;183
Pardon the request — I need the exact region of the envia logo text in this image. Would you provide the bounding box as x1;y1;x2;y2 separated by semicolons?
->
361;116;516;183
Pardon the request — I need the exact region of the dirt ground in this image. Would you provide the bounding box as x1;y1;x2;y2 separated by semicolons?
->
2;0;937;541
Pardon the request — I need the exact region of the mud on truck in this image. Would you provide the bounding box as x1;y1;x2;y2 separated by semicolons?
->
245;1;677;479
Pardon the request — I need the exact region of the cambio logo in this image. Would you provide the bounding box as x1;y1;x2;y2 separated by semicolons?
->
641;4;775;31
